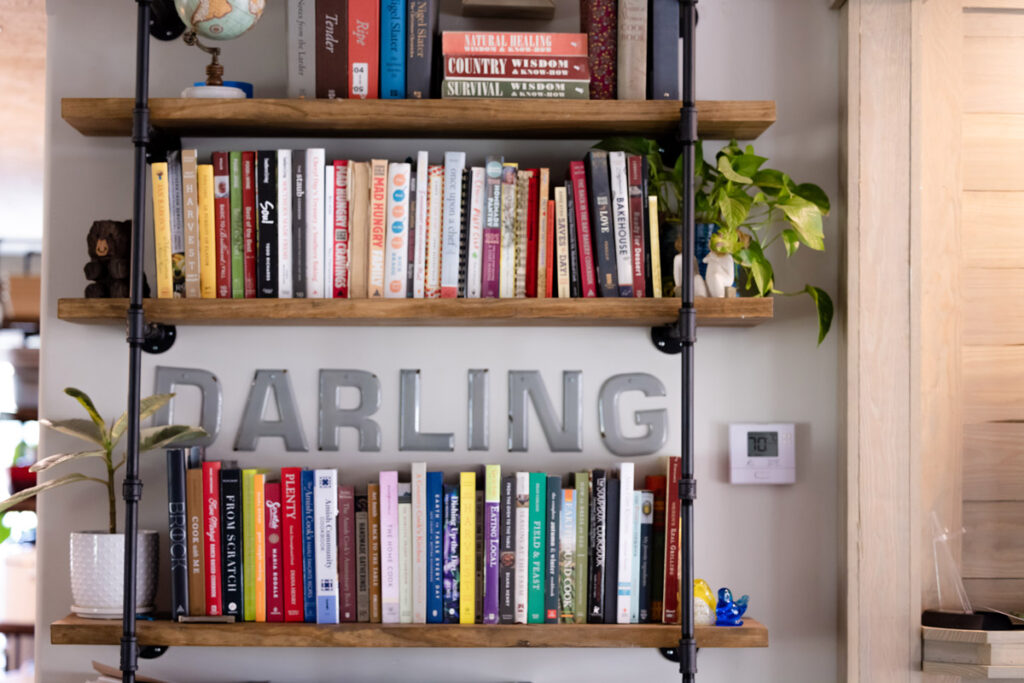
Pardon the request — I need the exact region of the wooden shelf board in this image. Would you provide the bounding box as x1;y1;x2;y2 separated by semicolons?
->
50;616;767;649
56;297;773;328
61;98;776;140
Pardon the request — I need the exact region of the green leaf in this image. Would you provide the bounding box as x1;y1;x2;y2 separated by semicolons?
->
594;136;656;157
41;418;106;447
0;515;10;545
138;425;208;453
781;229;801;257
64;388;107;434
801;284;834;345
717;156;753;184
30;449;107;473
109;393;175;446
729;153;768;179
794;182;831;215
0;473;99;514
737;242;774;296
751;169;791;195
777;196;826;250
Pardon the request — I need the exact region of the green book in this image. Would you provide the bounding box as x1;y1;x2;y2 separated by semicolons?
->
241;468;257;621
229;150;244;298
574;471;589;622
527;472;547;623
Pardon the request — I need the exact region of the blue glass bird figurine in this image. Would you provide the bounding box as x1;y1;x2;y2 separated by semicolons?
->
715;587;748;627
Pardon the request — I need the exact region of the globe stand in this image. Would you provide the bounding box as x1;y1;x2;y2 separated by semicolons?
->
180;30;248;99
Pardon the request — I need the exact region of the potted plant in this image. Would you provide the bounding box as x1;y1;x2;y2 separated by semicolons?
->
0;387;204;617
598;137;833;344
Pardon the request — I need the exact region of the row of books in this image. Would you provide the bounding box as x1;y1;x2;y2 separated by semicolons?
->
166;454;686;625
149;147;670;300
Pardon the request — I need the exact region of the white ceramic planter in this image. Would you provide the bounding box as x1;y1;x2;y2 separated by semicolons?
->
69;530;158;618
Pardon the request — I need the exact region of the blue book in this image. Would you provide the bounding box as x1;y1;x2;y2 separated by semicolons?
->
301;470;317;623
380;0;406;98
442;483;460;623
426;471;444;623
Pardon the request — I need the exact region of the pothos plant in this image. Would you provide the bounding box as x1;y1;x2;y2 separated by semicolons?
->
0;388;206;534
597;137;834;344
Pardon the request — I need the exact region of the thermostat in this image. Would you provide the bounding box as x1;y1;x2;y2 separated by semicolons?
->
729;423;796;484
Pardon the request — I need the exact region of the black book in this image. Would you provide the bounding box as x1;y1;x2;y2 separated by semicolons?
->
587;469;607;623
638;492;653;623
458;170;471;298
406;0;438;99
544;474;561;623
166;448;189;619
219;467;243;618
291;151;307;298
602;477;620;624
647;0;680;100
498;474;516;623
641;157;655;298
584;150;619;296
406;171;417;297
565;181;582;298
256;151;278;298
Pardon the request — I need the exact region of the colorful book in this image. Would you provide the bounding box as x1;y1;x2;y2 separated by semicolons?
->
181;150;201;298
202;461;222;616
514;472;530;623
281;467;305;621
331;160;351;298
368;483;382;622
380;0;406;98
574;471;589;622
398;482;413;623
305;148;326;298
349;162;371;298
406;0;437;98
544;199;555;296
166;150;185;297
440;152;466;298
647;0;679;99
150;162;173;299
444;55;590;79
423;165;444;297
186;467;205;616
466;167;485;299
459;471;476;624
481;156;503;298
581;0;616;98
602;476;620;624
499;163;518;297
368;159;389;297
197;163;216;298
553;186;570;298
544;474;561;623
534;168;549;298
379;471;400;622
514;170;532;298
616;463;634;623
313;470;339;624
242;469;257;621
649;197;663;298
608;151;633;296
355;493;370;621
276;150;293;298
627;154;647;296
254;472;267;622
559;488;576;623
219;467;242;619
482;465;501;623
442;79;589;99
212;152;231;298
256;150;278;298
566;160;597;297
441;31;588;56
301;469;317;622
499;474;516;623
291;151;307;297
412;462;428;623
645;475;666;622
265;481;285;622
663;456;681;623
229;151;244;298
587;469;607;622
638;489;654;622
584;150;618;296
316;0;347;99
384;162;412;298
617;0;647;99
338;485;357;621
443;483;460;622
166;449;189;619
426;471;444;623
241;151;257;298
348;0;380;98
527;472;546;623
412;151;429;298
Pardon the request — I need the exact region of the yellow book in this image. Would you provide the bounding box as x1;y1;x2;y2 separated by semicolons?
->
649;196;663;298
459;471;476;624
197;163;216;298
150;162;173;298
254;472;267;622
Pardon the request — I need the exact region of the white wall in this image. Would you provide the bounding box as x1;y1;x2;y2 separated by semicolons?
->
36;1;839;681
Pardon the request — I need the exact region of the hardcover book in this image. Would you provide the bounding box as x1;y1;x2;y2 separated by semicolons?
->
276;150;293;298
499;474;516;623
398;482;413;623
166;449;189;619
565;179;581;298
608;151;634;296
338;485;357;622
316;0;347;99
241;150;257;298
445;55;590;80
602;476;620;624
441;79;590;99
349;162;371;298
630;489;641;623
287;0;315;98
368;159;389;297
499;163;518;298
219;467;242;619
481;156;503;298
483;465;501;623
645;475;666;621
649;197;663;298
426;471;444;623
580;0;616;98
301;469;317;622
459;471;476;624
256;151;278;298
254;473;267;622
565;161;596;298
242;469;257;621
441;32;587;56
647;0;680;99
212;152;231;298
424;165;444;297
466;167;485;299
281;467;305;621
514;170;532;298
584;150;618;296
443;483;460;623
544;474;561;623
413;151;429;298
384;162;412;298
166;150;185;297
617;0;647;99
553;186;570;298
368;482;382;622
411;463;428;623
527;472;546;623
150;162;173;299
587;469;607;622
638;489;654;622
305;148;326;298
406;0;437;98
355;494;370;621
229;151;244;298
265;481;285;622
559;488;576;623
202;461;222;616
348;0;380;98
379;470;400;622
331;160;350;298
663;456;681;623
325;171;335;296
534;168;549;298
181;150;201;298
186;467;205;615
513;471;530;623
197;163;216;298
314;469;339;624
380;0;406;98
291;151;307;298
616;463;635;623
544;199;555;297
627;154;647;296
574;471;589;622
441;152;467;298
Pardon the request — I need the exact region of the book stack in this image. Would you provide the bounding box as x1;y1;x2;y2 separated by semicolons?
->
149;146;667;301
441;32;591;100
166;453;686;626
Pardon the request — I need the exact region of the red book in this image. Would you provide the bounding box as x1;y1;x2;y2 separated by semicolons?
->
316;0;348;99
241;151;257;298
568;161;597;298
525;171;539;298
441;32;588;56
663;456;681;624
281;467;305;622
338;485;357;622
645;475;666;622
545;199;555;297
265;481;285;622
333;160;350;298
348;0;379;98
212;152;231;298
627;154;646;297
202;461;222;616
580;0;616;98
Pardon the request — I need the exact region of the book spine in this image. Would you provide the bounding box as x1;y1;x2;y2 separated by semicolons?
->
566;161;596;297
440;152;466;298
475;491;484;622
458;472;476;623
186;468;205;615
301;470;318;622
348;162;370;298
212;153;231;298
442;79;590;99
242;151;258;298
559;488;576;623
574;472;589;623
426;471;444;622
629;490;640;622
544;474;561;623
424;165;444;297
411;462;428;623
276;150;293;298
565;180;581;298
219;468;242;619
616;463;634;623
545;199;555;296
379;470;400;622
313;470;339;623
406;171;418;297
617;0;647;99
368;159;389;297
150;162;173;299
412;151;429;298
305;149;326;298
242;469;257;620
602;477;620;623
481;157;503;298
498;474;516;623
180;150;200;298
580;0;616;98
202;461;222;616
458;166;471;299
197;164;216;298
254;473;267;622
513;171;531;298
281;468;305;621
442;484;460;623
638;490;654;622
349;0;380;98
649;196;663;298
380;0;406;98
167;150;185;297
553;186;570;298
287;0;316;98
482;465;501;623
513;472;530;623
535;168;549;298
332;161;350;297
647;0;679;99
327;171;337;301
585;150;618;296
355;494;370;621
527;472;546;623
445;55;590;79
645;475;666;621
292;151;307;298
406;0;437;98
166;449;189;619
499;163;518;298
338;485;357;621
398;483;413;623
384;162;412;297
229;151;244;298
608;151;633;296
316;0;348;99
663;456;681;623
256;151;278;298
587;469;607;622
266;481;285;622
464;167;485;298
627;154;646;296
441;32;588;56
368;483;382;621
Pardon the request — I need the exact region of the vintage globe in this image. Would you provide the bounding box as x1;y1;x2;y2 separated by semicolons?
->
174;0;265;41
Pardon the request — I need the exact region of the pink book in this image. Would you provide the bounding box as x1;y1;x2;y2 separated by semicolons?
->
265;481;285;622
338;485;357;622
379;471;400;623
281;467;305;621
332;161;350;298
202;461;222;616
568;161;598;297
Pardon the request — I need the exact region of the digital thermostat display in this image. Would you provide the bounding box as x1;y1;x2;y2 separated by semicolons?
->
747;432;778;457
729;423;795;484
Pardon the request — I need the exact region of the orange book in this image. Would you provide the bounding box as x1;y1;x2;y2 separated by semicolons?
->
441;32;588;56
254;472;267;622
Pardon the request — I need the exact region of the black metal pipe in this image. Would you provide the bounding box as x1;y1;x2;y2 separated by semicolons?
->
121;2;152;681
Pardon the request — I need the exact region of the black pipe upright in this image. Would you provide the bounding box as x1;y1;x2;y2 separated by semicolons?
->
121;2;153;681
678;0;698;681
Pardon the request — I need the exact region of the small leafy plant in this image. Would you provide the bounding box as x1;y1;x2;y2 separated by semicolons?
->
597;137;834;343
0;388;205;534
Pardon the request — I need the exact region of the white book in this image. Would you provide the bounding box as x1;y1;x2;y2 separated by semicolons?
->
276;150;293;298
440;151;466;298
608;151;633;296
380;470;400;623
499;164;518;298
466;167;485;298
514;471;530;624
305;148;326;298
286;0;315;98
425;166;444;298
411;462;427;623
413;151;429;298
398;482;413;623
324;165;335;299
616;462;634;624
384;162;411;298
313;469;339;624
630;490;641;623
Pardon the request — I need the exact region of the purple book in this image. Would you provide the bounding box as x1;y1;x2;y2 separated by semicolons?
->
483;465;501;624
443;484;460;623
481;156;503;298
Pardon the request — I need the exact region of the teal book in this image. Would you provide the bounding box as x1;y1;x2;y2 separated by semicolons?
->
527;472;547;623
229;150;244;298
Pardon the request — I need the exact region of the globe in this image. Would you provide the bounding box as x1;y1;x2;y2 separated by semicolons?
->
174;0;265;41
